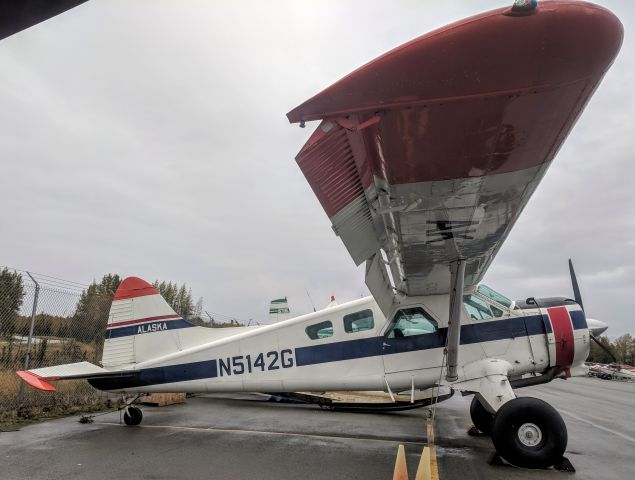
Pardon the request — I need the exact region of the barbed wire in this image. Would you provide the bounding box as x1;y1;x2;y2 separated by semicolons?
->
0;266;88;287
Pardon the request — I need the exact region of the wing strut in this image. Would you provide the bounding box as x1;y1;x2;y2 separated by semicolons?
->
445;259;466;381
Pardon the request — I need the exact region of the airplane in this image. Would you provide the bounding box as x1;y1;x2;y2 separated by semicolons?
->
268;297;292;323
588;363;635;381
15;0;623;471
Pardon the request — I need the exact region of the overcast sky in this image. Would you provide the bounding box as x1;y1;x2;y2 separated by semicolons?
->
0;0;633;335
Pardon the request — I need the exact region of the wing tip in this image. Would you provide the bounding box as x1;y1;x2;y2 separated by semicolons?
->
16;370;57;391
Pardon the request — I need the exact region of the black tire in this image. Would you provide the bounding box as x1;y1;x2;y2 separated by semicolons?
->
492;397;567;469
470;396;494;435
123;406;143;426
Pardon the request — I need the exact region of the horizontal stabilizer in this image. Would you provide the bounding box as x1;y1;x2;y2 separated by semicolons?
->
16;361;134;391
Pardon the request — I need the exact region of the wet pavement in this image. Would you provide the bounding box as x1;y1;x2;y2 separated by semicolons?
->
0;377;632;479
435;376;635;480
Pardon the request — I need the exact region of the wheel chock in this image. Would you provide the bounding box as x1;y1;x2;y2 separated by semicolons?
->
488;451;576;472
553;456;576;473
487;452;506;466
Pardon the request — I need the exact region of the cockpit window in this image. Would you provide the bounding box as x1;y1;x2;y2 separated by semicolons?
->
463;295;503;320
306;321;333;339
477;284;512;308
344;310;374;333
385;308;438;338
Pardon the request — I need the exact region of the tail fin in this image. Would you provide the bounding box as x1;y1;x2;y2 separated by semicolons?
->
17;277;196;391
268;297;291;323
325;295;338;309
102;277;194;367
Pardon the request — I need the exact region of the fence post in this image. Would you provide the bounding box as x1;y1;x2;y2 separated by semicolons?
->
17;272;40;407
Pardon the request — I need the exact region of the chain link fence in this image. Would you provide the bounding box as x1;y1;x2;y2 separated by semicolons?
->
0;269;110;419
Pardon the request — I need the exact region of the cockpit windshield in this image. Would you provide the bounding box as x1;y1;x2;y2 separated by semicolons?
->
476;284;512;308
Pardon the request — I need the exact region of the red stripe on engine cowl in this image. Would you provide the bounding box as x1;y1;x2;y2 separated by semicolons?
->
107;314;181;329
547;306;575;370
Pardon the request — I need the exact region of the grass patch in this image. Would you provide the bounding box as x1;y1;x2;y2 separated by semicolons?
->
0;368;116;431
0;398;115;431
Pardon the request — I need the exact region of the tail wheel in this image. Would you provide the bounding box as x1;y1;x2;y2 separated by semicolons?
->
469;396;494;435
492;397;567;469
124;406;143;426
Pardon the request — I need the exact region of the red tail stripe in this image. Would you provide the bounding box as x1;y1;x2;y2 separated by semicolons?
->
113;277;159;300
107;314;181;329
16;370;57;391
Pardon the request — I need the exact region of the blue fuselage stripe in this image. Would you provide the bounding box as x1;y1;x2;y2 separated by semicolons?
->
569;310;588;330
106;319;194;339
295;314;551;366
89;360;218;391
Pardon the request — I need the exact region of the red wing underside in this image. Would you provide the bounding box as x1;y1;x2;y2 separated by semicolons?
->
288;1;622;302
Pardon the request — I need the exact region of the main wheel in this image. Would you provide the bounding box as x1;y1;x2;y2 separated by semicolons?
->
492;397;567;469
123;406;143;426
470;396;494;435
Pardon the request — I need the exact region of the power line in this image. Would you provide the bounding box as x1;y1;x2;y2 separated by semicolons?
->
0;265;88;287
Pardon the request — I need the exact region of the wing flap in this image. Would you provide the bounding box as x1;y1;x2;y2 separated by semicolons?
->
289;2;622;300
297;121;379;265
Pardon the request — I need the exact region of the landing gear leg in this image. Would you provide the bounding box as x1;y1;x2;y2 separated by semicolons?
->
491;397;567;469
121;393;144;426
469;396;493;435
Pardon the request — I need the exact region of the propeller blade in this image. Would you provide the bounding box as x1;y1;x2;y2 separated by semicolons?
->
590;333;617;363
568;258;584;311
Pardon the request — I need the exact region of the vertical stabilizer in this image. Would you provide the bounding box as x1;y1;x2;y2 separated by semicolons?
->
325;295;338;309
102;277;193;368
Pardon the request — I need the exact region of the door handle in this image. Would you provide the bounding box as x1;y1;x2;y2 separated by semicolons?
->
383;342;391;348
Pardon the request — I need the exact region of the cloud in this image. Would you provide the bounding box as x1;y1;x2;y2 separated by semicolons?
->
0;0;633;335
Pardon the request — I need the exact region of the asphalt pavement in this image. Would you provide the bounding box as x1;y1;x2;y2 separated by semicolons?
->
0;377;632;480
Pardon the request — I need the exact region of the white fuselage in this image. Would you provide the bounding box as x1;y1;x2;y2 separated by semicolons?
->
91;292;589;395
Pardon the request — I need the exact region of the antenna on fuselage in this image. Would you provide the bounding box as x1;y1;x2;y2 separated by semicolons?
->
305;287;316;312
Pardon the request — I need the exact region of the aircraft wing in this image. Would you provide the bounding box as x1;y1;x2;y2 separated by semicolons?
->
287;2;622;310
0;0;89;41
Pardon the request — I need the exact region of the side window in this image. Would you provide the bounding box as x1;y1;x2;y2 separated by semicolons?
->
385;308;438;338
463;295;495;320
476;284;512;308
344;309;374;333
306;321;333;340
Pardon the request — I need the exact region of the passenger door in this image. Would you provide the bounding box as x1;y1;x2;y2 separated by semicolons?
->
381;307;444;375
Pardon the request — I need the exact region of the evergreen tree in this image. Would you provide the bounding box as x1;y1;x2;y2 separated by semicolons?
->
0;268;24;338
153;279;195;317
193;297;203;319
588;335;616;364
613;334;634;365
72;274;121;342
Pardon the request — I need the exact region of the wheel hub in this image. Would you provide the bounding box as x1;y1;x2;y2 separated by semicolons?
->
518;422;542;447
